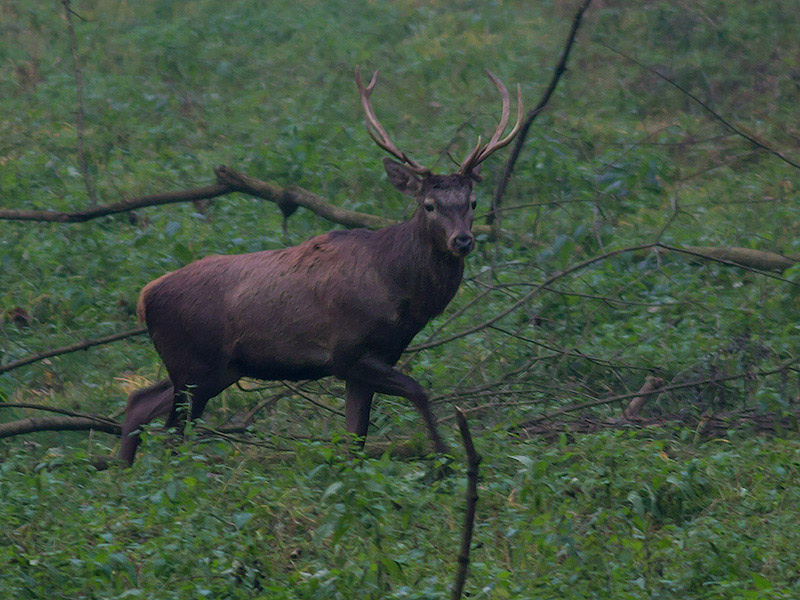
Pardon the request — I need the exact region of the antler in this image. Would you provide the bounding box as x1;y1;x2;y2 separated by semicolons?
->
355;67;431;175
458;70;523;175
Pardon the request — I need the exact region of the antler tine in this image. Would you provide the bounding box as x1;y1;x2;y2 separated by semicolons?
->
355;66;430;175
459;72;524;175
480;70;510;153
476;83;523;163
459;135;483;176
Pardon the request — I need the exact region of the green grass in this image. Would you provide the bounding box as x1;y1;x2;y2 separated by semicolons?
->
3;0;800;597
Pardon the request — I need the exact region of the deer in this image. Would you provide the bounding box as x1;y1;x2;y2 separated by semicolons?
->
118;68;523;464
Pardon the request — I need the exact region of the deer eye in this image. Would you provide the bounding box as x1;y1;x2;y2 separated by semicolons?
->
423;200;435;212
470;200;477;210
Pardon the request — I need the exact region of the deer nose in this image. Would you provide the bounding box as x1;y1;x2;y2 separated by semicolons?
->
452;232;475;255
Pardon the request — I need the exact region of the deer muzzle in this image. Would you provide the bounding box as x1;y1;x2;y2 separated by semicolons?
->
450;231;475;257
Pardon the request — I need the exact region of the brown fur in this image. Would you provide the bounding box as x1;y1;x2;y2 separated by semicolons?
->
119;159;479;464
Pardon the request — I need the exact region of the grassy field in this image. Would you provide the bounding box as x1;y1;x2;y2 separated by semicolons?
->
2;0;800;598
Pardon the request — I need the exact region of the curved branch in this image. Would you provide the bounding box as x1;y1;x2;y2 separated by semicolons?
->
675;246;797;273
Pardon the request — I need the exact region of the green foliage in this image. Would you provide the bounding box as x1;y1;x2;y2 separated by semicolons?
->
2;431;800;598
3;0;800;597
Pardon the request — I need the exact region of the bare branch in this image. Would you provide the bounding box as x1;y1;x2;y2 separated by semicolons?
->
451;407;481;600
61;0;98;205
490;0;593;225
409;243;657;352
214;166;393;230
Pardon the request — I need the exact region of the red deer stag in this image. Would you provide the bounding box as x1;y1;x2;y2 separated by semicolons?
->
118;68;522;464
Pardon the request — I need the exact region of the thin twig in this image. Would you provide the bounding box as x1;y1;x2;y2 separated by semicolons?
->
0;327;147;375
451;407;480;600
0;402;118;426
490;0;593;226
603;43;800;171
410;243;657;352
281;381;346;418
61;0;98;205
515;355;800;430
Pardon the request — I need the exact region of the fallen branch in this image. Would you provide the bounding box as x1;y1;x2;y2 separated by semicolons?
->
675;246;797;273
490;0;593;226
0;416;121;439
0;327;147;375
214;166;392;230
452;407;481;600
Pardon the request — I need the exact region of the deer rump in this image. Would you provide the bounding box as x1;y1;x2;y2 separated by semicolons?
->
120;225;463;463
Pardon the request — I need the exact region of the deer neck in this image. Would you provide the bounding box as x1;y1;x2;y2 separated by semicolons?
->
381;209;465;322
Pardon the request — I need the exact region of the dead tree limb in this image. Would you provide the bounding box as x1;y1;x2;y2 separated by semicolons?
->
452;407;481;600
0;165;494;232
659;244;799;283
490;0;593;227
0;327;147;375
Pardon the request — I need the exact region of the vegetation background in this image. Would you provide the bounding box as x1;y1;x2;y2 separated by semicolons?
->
2;0;800;598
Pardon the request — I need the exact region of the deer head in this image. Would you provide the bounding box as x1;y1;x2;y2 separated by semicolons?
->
355;67;523;258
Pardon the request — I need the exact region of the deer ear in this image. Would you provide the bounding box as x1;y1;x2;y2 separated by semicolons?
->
383;157;422;196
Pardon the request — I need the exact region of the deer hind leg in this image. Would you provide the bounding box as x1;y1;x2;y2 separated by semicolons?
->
344;380;374;447
344;355;449;455
119;378;174;465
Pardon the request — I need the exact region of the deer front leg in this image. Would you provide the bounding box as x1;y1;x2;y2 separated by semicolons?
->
344;355;449;455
